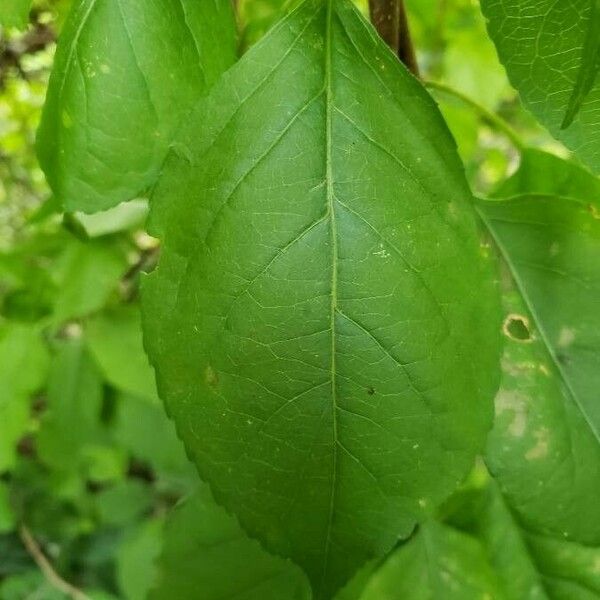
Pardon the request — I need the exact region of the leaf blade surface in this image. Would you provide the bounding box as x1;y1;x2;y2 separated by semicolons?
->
480;0;600;173
37;0;237;212
479;157;600;543
143;0;501;595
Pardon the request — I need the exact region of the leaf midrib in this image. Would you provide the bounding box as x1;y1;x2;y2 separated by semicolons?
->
321;0;339;593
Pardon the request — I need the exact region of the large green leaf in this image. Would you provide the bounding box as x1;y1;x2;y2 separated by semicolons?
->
479;166;600;542
149;485;311;600
37;0;237;213
142;0;501;595
359;521;504;600
479;0;600;173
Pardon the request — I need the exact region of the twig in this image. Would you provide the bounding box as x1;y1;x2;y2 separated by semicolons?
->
425;80;525;150
19;525;92;600
368;0;419;76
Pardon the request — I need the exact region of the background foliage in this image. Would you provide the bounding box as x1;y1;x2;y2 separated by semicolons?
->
0;0;597;598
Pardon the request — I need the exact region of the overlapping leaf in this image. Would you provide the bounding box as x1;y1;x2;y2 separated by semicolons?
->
142;0;501;596
479;151;600;543
479;0;600;173
150;485;311;600
37;0;237;213
451;481;600;599
359;521;503;600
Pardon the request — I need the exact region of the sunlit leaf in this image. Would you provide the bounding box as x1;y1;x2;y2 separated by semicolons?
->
37;0;237;212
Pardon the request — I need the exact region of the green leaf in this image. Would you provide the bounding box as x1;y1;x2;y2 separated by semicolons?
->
116;519;163;600
464;483;546;600
86;306;158;402
562;0;600;129
480;0;600;173
37;0;237;213
149;485;311;600
0;571;70;600
0;0;31;29
493;148;600;202
112;393;194;487
51;238;127;323
95;480;152;527
0;482;15;534
453;481;600;600
359;521;503;600
37;338;106;472
479;187;600;543
239;0;295;49
69;199;149;238
0;324;49;472
142;0;501;595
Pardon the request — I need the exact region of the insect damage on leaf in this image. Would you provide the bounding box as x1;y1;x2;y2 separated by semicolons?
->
142;0;501;597
502;314;532;343
480;186;600;545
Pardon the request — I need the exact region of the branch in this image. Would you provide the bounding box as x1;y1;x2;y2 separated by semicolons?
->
368;0;419;76
19;525;93;600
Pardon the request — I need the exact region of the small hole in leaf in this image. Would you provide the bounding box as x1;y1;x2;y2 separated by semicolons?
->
503;314;532;342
